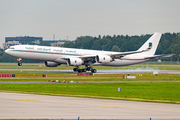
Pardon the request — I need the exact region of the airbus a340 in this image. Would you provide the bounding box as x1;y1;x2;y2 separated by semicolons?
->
5;33;170;73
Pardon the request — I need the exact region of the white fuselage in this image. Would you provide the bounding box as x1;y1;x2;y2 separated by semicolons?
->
5;45;154;66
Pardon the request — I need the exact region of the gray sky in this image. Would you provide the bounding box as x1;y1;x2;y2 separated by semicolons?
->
0;0;180;48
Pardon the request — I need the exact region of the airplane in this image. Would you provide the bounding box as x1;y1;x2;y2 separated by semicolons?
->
5;32;171;73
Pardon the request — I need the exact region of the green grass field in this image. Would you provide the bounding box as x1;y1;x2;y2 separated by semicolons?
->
0;82;180;104
0;72;180;81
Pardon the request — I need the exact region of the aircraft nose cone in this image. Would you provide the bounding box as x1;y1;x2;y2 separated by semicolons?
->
5;49;9;54
5;49;8;53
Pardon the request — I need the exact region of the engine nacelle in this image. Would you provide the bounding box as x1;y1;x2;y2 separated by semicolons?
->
67;58;84;66
44;61;60;67
96;55;112;63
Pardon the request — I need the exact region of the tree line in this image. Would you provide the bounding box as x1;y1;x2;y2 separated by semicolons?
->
0;32;180;63
63;32;180;61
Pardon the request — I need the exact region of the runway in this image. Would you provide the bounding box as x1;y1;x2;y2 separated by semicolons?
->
1;68;180;74
98;69;180;74
0;92;180;119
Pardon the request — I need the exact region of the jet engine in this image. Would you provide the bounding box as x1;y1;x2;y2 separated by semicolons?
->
96;55;113;63
67;58;84;66
44;61;61;67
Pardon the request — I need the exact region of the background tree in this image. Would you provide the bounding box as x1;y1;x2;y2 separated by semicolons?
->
111;45;120;52
27;42;36;45
39;41;51;46
171;44;180;61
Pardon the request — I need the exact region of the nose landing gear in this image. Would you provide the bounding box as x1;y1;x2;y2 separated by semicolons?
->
17;58;22;66
18;62;22;66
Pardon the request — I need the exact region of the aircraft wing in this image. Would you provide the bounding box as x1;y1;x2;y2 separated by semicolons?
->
145;54;174;59
79;47;151;60
61;55;96;62
79;55;96;61
109;47;151;59
62;47;151;61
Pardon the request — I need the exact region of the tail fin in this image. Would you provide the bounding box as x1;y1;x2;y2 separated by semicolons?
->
138;32;162;55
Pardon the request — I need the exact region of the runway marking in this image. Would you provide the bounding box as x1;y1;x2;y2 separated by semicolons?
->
16;99;39;101
100;106;129;108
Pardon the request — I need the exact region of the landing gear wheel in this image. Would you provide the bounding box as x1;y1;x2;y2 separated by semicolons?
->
78;69;82;73
91;69;97;73
82;69;86;72
73;68;78;71
86;67;92;71
18;62;22;66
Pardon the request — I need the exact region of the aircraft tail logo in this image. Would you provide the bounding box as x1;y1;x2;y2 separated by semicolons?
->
149;42;152;48
138;33;162;55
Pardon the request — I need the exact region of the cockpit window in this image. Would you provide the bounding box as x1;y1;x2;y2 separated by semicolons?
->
10;47;15;49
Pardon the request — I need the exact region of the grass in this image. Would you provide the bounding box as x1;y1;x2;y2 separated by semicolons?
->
0;82;180;104
0;72;180;81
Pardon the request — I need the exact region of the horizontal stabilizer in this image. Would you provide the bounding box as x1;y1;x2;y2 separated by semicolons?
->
145;54;174;59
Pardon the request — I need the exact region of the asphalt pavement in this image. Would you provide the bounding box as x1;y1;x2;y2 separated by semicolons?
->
0;92;180;119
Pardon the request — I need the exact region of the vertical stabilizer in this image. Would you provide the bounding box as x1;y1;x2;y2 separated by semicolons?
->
138;32;162;55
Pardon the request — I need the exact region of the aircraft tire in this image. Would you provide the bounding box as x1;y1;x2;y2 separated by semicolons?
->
78;69;82;73
91;69;97;73
73;68;78;71
18;62;22;66
82;69;86;72
86;67;92;71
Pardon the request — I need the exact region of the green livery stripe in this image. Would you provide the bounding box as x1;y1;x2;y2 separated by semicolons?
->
11;50;82;56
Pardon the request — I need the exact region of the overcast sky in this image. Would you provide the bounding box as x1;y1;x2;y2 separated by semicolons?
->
0;0;180;48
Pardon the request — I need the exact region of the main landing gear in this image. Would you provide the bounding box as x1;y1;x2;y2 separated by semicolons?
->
73;66;97;73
